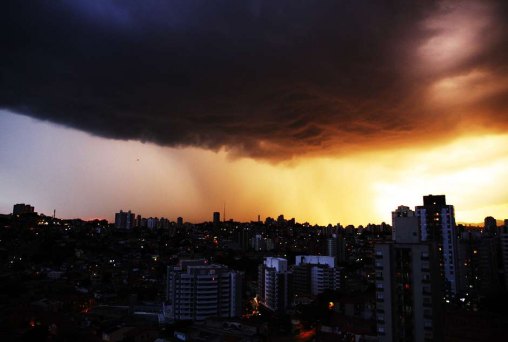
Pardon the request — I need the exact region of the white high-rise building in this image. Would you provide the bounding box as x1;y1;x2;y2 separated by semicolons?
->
258;257;291;313
166;260;242;321
375;206;442;342
392;205;419;242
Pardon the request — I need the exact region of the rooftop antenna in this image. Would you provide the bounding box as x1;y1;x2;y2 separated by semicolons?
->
223;201;226;222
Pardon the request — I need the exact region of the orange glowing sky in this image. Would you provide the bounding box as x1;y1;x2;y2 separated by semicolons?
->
1;1;508;225
1;110;508;225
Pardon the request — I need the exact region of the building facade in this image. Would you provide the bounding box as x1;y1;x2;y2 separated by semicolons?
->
375;206;442;342
499;223;508;290
13;203;35;215
115;210;135;229
166;260;242;321
416;195;460;298
258;257;292;313
483;216;497;236
326;234;346;263
213;212;221;224
293;255;342;298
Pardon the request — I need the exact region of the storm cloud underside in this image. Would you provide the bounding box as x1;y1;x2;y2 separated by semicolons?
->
1;0;508;159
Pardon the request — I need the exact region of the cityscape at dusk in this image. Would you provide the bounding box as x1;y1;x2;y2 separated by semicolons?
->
1;1;508;341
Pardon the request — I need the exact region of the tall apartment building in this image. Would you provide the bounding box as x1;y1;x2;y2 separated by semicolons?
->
375;206;442;342
115;210;135;229
416;195;460;298
252;234;266;251
292;255;342;298
458;231;480;299
258;257;292;313
499;222;508;290
460;231;501;296
166;260;242;321
483;216;497;236
326;234;346;263
476;236;500;294
235;228;252;251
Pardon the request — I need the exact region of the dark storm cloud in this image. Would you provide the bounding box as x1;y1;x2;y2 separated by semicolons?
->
1;0;508;159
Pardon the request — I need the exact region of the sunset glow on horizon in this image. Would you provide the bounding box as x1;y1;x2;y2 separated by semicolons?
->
2;110;507;226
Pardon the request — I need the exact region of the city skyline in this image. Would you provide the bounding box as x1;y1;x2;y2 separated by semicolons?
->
1;183;505;228
1;1;508;225
1;110;508;225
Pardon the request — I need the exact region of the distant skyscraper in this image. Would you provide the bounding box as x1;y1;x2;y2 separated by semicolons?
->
252;234;265;251
177;217;183;226
258;257;292;313
147;217;158;229
166;260;242;321
115;210;135;229
416;195;460;298
13;203;35;215
375;206;442;342
236;228;252;251
213;211;220;224
483;216;497;236
326;234;346;263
